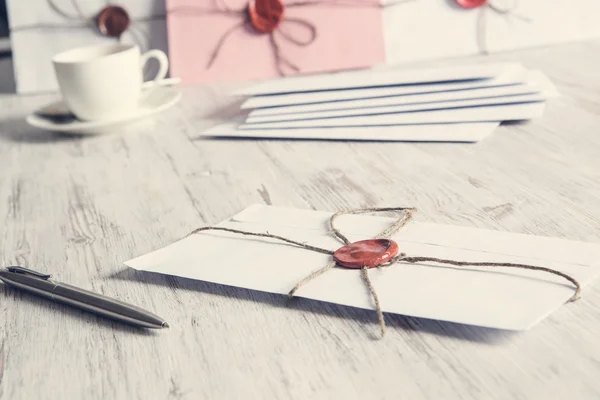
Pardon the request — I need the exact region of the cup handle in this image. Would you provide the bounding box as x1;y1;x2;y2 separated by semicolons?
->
139;49;169;98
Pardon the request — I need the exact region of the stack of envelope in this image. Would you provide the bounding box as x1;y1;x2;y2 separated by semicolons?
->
203;63;558;142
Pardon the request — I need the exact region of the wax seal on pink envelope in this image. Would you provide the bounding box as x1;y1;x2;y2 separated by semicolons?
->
248;0;285;33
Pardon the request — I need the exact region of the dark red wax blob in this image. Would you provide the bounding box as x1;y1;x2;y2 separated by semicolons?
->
247;0;285;33
333;239;400;269
455;0;488;8
97;5;131;38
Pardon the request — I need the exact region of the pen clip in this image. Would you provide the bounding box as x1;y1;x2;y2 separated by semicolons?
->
6;266;52;279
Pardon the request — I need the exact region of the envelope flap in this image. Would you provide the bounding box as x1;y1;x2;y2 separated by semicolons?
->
234;63;524;96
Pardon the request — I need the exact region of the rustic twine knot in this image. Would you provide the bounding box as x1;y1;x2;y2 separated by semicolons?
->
96;5;131;38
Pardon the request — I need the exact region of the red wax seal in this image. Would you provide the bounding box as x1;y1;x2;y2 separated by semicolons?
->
96;5;131;38
333;239;400;269
247;0;285;33
455;0;487;8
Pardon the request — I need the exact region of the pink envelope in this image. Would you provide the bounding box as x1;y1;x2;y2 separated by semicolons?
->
166;0;386;84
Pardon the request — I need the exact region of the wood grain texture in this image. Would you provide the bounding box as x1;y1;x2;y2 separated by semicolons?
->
1;40;600;400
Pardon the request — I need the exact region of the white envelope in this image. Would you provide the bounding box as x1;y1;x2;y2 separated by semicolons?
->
202;121;498;142
384;0;600;65
234;62;520;96
125;205;600;330
239;101;546;129
7;0;168;94
248;69;558;117
248;83;542;119
245;92;547;124
240;64;530;109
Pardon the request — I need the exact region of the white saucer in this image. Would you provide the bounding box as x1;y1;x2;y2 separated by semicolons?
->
26;87;182;135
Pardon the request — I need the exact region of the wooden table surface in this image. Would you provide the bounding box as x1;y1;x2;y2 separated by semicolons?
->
1;40;600;400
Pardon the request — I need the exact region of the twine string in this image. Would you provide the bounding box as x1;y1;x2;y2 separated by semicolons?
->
268;20;317;74
488;0;531;22
126;25;145;51
288;261;337;297
187;226;334;255
207;21;249;69
270;31;301;75
487;0;516;15
69;0;87;19
477;7;489;55
398;255;582;302
329;207;417;244
362;266;386;337
478;0;530;54
217;0;236;13
277;18;317;46
48;0;81;20
374;207;417;239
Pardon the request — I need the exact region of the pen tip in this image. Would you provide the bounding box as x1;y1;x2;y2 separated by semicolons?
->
162;322;169;329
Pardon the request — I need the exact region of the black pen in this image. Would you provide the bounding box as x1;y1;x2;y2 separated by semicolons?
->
0;266;168;329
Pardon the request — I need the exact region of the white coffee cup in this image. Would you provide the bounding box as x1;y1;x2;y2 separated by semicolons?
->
52;44;169;121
